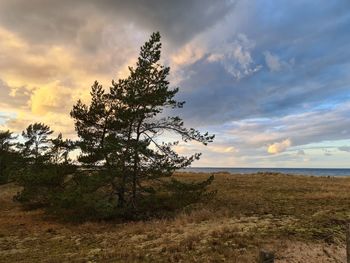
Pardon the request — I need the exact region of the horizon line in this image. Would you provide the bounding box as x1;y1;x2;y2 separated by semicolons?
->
187;167;350;170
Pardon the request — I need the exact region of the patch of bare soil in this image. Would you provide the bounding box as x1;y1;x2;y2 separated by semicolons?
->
274;241;345;263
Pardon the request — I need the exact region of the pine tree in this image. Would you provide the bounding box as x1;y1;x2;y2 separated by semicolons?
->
51;133;75;164
0;130;16;184
71;32;214;216
15;123;76;207
21;123;54;163
0;130;15;152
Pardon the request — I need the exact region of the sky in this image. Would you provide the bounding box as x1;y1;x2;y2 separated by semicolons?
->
0;0;350;168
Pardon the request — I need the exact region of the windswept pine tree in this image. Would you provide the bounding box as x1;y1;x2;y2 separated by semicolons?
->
21;123;54;163
69;32;215;217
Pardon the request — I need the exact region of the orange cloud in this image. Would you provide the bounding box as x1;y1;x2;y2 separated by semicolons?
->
171;43;205;67
267;139;292;154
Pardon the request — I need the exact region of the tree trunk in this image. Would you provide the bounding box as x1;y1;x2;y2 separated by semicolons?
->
131;119;143;208
118;119;134;209
132;134;140;208
117;190;125;208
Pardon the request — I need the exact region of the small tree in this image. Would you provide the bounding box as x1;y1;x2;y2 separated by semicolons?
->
51;133;75;164
0;130;17;184
70;32;214;218
0;130;15;151
15;123;76;207
21;123;54;163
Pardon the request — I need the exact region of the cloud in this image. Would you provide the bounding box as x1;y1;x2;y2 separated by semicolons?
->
172;1;350;127
189;101;350;166
2;112;75;137
171;44;205;68
208;145;238;154
267;139;291;154
297;149;305;156
30;85;74;115
0;24;149;133
207;34;262;79
263;51;294;72
174;141;238;156
0;79;32;110
323;149;332;156
0;0;236;47
224;102;350;149
339;146;350;153
264;51;281;72
169;43;205;84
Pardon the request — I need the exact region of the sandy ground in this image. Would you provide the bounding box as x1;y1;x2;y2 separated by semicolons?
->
1;173;349;262
271;241;345;263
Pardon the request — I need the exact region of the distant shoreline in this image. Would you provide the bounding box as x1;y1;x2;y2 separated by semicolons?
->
180;167;350;177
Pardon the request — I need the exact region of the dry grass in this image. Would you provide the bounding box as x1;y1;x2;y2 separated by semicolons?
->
1;172;350;262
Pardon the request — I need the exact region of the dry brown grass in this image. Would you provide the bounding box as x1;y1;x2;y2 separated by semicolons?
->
1;172;350;262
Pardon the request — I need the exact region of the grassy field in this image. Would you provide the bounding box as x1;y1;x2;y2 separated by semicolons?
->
1;172;349;262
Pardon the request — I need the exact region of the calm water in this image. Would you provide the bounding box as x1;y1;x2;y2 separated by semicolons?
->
180;167;350;177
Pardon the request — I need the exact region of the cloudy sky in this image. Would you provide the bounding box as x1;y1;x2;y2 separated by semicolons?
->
1;0;350;168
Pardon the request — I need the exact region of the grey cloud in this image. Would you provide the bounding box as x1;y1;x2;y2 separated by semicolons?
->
0;1;85;45
0;51;59;82
0;0;235;49
263;51;294;72
264;51;281;72
0;80;32;109
339;146;350;153
102;0;236;45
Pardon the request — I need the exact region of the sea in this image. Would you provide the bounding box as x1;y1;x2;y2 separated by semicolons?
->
180;167;350;177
